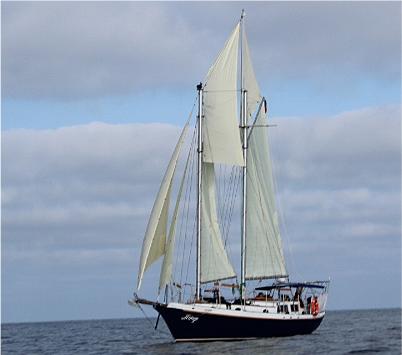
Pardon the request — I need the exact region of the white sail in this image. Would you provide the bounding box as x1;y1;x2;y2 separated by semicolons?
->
245;109;287;279
137;123;189;290
158;154;188;293
201;162;236;283
242;26;262;121
203;23;244;167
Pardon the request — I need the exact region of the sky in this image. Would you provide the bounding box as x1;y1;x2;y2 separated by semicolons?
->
1;2;401;323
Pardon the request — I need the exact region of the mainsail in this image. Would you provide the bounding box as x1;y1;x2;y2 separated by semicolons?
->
201;162;236;283
203;23;244;167
246;108;287;279
242;24;287;280
137;122;189;290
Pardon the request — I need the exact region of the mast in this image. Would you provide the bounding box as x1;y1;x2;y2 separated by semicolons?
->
196;82;203;301
240;9;247;304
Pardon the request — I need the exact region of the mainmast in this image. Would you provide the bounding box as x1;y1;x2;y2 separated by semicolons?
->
196;82;203;301
240;9;248;304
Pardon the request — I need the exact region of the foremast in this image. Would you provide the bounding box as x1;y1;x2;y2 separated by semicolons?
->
240;9;247;305
196;82;203;301
195;10;249;303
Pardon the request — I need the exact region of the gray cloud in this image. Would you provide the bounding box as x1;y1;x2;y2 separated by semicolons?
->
2;2;400;99
2;104;400;322
271;105;400;190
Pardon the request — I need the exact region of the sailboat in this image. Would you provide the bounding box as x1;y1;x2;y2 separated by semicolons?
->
130;11;330;342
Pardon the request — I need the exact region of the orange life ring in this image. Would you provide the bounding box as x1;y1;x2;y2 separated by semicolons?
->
311;298;319;316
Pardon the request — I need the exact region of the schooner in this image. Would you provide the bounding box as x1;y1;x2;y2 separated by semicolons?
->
130;11;329;341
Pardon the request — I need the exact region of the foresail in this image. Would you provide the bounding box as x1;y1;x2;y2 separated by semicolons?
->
201;162;236;283
158;152;189;293
245;110;287;280
137;122;189;290
203;23;244;167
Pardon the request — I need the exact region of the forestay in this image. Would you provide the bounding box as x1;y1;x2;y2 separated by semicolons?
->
137;123;189;290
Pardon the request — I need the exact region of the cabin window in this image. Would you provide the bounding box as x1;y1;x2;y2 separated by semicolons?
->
277;305;289;314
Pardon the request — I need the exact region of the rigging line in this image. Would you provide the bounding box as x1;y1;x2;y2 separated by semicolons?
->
221;165;229;226
222;167;240;269
216;164;224;225
180;129;197;288
136;303;170;336
180;145;195;298
224;166;241;246
226;167;241;239
182;132;204;283
175;124;196;281
222;166;236;241
218;164;233;238
178;127;197;285
172;100;197;280
221;166;227;231
221;168;239;275
225;165;240;240
178;152;194;289
171;126;195;283
222;165;229;225
184;208;197;294
223;166;237;236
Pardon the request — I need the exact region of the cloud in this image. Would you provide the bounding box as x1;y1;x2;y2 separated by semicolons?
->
2;2;400;99
2;104;400;322
270;105;400;190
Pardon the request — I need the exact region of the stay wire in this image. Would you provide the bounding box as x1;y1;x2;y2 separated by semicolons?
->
137;303;170;336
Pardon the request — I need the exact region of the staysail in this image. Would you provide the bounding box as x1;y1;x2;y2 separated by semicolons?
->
203;23;244;167
201;162;237;283
246;108;287;279
137;122;189;290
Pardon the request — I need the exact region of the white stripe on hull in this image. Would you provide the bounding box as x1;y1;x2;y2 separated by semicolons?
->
167;302;325;321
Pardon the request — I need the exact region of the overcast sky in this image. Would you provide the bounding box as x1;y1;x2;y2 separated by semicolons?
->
2;2;401;323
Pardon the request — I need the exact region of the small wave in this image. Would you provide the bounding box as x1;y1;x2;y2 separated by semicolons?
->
348;347;390;354
387;326;400;331
106;338;125;343
73;341;88;346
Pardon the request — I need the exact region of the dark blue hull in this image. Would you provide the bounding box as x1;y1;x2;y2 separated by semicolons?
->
155;304;324;341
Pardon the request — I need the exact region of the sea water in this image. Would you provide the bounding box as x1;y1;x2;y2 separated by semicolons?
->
2;309;401;354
